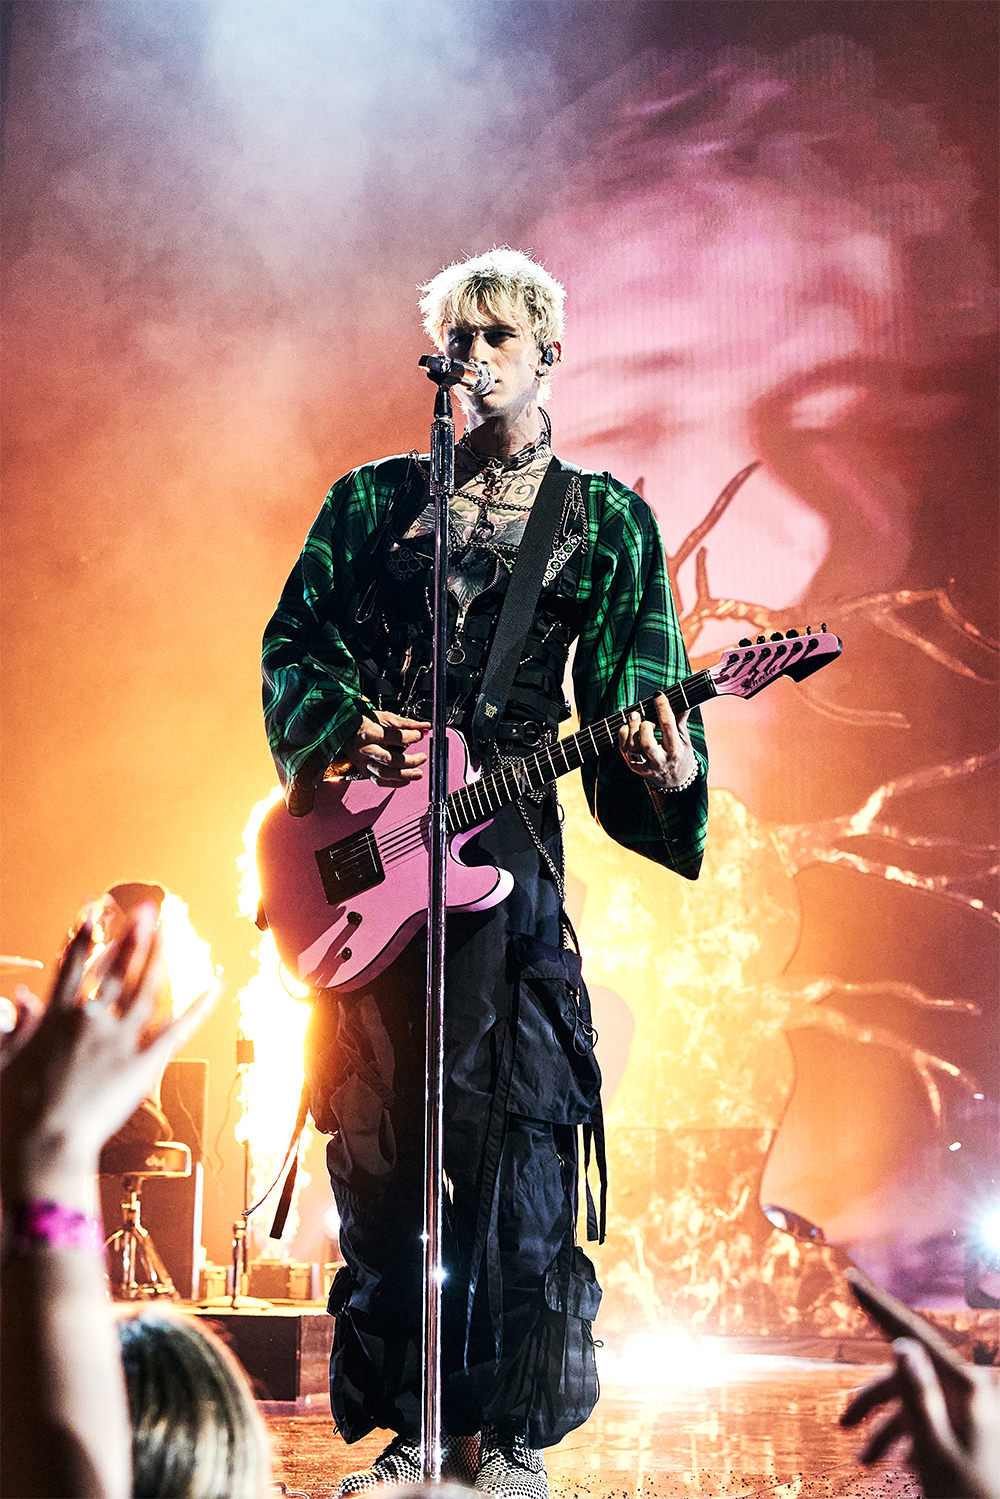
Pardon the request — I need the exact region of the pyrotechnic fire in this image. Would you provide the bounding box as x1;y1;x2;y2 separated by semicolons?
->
236;789;313;1254
158;894;219;1017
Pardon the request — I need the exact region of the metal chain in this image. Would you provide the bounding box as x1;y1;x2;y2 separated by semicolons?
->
510;774;566;905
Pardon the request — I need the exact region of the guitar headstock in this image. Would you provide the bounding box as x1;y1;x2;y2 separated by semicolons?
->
708;626;843;700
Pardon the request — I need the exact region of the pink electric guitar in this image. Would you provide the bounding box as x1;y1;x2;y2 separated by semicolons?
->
256;627;842;990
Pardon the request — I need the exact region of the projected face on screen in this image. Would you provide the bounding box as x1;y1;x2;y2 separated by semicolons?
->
535;42;997;1310
539;47;993;806
549;194;897;606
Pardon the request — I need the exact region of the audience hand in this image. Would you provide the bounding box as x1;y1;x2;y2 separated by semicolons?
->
841;1266;1000;1499
1;903;218;1499
1;905;217;1210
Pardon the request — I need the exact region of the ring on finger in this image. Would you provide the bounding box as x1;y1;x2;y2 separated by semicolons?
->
627;751;645;765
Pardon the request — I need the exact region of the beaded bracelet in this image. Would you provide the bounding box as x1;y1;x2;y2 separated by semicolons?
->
655;760;702;794
5;1199;103;1258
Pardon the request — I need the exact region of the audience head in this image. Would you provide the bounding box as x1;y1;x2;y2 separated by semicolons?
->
116;1307;270;1499
101;882;167;944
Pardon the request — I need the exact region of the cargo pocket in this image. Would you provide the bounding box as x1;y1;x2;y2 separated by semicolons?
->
327;1266;384;1443
306;992;397;1181
507;933;601;1125
486;1244;603;1447
528;1246;603;1446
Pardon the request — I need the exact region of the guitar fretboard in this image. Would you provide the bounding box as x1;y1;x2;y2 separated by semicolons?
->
446;669;715;834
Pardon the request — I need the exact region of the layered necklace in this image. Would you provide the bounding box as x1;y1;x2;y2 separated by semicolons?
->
453;412;551;559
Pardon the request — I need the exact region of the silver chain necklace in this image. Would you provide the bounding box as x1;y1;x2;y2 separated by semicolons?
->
451;412;553;559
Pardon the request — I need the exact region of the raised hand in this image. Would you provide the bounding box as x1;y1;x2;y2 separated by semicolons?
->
1;905;217;1209
0;903;218;1499
841;1267;1000;1499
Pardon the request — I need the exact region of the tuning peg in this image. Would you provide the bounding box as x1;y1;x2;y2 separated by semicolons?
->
820;622;827;632
756;634;766;644
806;625;812;634
769;632;783;642
785;628;799;637
738;637;752;647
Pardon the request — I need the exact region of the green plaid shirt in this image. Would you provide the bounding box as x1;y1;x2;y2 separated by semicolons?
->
262;456;707;878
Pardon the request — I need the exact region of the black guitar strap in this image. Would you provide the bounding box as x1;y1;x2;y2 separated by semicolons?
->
471;455;579;767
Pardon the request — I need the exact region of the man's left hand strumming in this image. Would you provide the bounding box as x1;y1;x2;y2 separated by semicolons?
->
618;692;700;792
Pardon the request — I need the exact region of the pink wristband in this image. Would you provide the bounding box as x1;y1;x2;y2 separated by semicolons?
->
6;1199;103;1257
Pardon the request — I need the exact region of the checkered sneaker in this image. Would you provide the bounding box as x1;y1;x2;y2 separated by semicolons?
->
474;1424;549;1499
337;1434;480;1495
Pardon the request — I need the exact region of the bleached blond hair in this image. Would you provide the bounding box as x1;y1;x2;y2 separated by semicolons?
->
117;1307;271;1498
418;247;565;352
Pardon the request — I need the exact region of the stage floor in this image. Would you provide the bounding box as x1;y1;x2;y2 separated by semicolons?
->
265;1357;918;1498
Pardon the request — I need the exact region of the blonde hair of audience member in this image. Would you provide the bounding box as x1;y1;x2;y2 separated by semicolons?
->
418;246;565;356
116;1307;270;1499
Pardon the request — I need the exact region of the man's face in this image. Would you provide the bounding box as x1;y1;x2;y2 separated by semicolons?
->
98;895;128;945
442;311;543;419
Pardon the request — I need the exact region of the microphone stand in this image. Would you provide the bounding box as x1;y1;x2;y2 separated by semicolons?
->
419;363;457;1484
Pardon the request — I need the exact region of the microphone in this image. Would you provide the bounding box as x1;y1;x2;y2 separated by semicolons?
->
419;354;495;395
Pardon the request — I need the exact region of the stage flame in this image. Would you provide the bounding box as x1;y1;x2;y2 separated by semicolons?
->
158;893;219;1017
236;789;313;1254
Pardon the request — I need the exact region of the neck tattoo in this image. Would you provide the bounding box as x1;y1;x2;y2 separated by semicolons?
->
450;412;553;559
456;408;552;485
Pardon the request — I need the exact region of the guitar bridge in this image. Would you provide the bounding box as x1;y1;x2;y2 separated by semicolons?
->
315;828;385;904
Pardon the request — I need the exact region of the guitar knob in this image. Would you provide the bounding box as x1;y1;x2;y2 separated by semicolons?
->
340;947;352;961
346;911;362;926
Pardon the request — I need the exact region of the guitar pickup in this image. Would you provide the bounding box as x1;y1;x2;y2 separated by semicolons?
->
315;828;386;905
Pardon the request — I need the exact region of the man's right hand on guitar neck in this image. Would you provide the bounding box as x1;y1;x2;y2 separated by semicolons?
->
334;712;431;786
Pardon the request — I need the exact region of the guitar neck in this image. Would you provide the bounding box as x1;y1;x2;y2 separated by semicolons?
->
447;669;715;834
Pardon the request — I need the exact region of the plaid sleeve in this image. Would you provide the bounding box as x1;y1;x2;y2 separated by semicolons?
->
261;466;384;811
572;473;708;880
